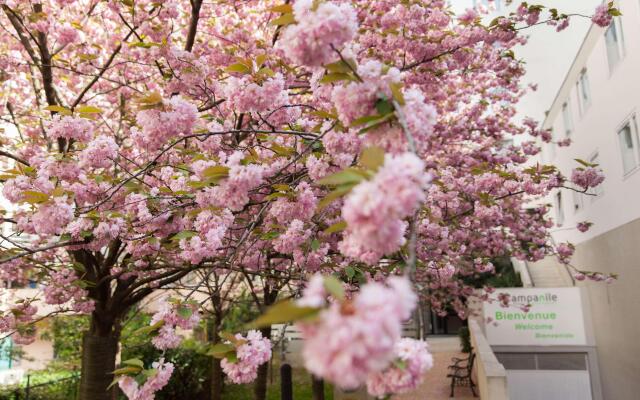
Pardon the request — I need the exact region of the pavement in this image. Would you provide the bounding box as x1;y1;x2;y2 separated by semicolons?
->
394;336;478;400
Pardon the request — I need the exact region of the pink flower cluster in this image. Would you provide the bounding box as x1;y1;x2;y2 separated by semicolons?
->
221;330;272;384
43;269;95;313
339;152;429;264
592;4;613;28
402;88;438;145
571;167;604;190
55;23;79;46
179;209;233;264
196;152;265;211
119;358;174;400
224;74;289;114
149;298;201;351
47;115;94;142
273;219;310;254
577;221;592;233
133;96;198;151
279;0;358;66
79;135;118;169
31;197;75;236
332;60;403;126
366;338;433;397
297;275;417;389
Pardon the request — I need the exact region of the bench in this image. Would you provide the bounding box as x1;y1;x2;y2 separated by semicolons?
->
447;351;478;397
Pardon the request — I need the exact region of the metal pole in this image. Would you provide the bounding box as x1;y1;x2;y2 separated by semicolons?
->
280;363;293;400
24;375;30;400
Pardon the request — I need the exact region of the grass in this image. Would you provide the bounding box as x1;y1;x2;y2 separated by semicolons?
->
222;358;333;400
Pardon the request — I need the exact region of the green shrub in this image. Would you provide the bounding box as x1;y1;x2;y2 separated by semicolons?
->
458;326;472;353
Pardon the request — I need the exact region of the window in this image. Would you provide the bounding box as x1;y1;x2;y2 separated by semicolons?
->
561;101;573;137
496;353;588;371
576;70;591;114
605;18;625;72
572;190;584;213
617;117;640;175
555;192;564;227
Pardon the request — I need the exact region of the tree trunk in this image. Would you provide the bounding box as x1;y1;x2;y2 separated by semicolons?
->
311;376;325;400
211;355;223;400
79;332;119;400
253;326;272;400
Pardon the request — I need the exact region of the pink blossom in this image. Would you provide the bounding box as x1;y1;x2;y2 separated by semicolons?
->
31;197;75;235
221;330;272;384
149;298;201;351
577;221;592;233
47;115;94;142
132;96;198;151
179;209;233;264
279;1;358;66
592;5;613;28
273;219;310;254
366;338;433;397
79;135;118;169
196;152;265;211
339;152;429;264
298;275;417;389
571;167;604;190
119;358;174;400
55;23;79;46
224;74;289;114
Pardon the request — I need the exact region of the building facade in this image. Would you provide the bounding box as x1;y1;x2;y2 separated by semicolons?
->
534;1;640;399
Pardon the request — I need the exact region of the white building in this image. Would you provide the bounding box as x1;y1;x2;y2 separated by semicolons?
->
530;0;640;399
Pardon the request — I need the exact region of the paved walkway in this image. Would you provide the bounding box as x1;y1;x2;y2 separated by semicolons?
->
394;337;477;400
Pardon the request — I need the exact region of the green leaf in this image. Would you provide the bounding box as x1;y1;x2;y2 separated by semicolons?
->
225;63;251;74
310;238;320;251
76;106;103;114
317;185;354;210
324;220;347;234
132;320;164;337
345;266;356;280
389;82;405;106
122;359;145;369
319;72;355;84
359;146;385;172
172;230;199;241
574;158;598;168
271;143;295;157
270;13;295;26
260;230;281;240
375;98;394;115
323;275;345;301
21;190;49;204
324;60;354;74
113;366;142;376
269;4;293;13
137;92;163;110
316;169;364;186
351;114;387;127
208;343;236;358
177;305;193;319
245;300;320;329
44;105;72;115
202;165;230;178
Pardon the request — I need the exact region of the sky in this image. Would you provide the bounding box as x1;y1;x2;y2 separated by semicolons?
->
448;0;602;123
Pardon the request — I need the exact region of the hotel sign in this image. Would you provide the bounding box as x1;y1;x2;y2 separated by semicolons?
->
483;287;587;346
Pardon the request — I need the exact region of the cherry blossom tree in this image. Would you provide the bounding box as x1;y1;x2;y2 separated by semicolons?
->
0;1;617;400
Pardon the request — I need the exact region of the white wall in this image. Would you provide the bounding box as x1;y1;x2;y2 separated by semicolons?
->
541;0;640;245
449;0;601;122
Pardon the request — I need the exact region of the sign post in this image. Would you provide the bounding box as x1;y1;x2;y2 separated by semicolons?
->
483;287;587;346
